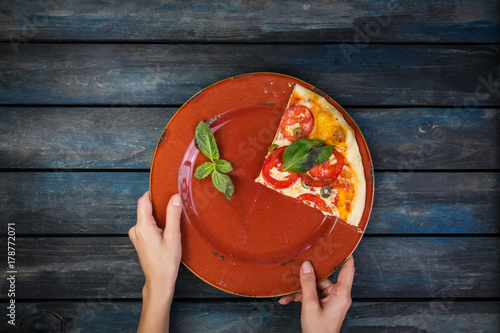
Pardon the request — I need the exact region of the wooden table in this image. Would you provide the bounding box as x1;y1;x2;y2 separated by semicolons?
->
1;1;499;332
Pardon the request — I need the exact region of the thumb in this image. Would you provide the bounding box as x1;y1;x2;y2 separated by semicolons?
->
164;194;182;243
300;261;319;306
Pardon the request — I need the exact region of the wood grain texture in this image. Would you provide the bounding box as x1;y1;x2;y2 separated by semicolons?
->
0;107;498;169
0;237;497;300
0;108;173;169
0;0;497;330
0;0;498;43
1;301;499;333
355;108;500;170
0;172;497;235
0;44;499;106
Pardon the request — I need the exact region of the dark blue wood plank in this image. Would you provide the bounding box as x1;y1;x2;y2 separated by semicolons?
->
0;107;498;169
342;301;500;333
0;237;497;299
0;172;497;235
353;108;500;170
0;107;173;169
2;301;499;333
0;44;498;106
0;172;150;235
367;172;499;234
0;0;498;43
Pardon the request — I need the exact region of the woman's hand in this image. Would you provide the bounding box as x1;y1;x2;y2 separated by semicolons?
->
129;191;183;333
279;256;355;333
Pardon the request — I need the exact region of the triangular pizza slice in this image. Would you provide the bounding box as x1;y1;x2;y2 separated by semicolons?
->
255;84;366;226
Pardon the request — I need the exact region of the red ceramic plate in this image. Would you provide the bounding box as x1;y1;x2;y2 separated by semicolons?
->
150;73;374;297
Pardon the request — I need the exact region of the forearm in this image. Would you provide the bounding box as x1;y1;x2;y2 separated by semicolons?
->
137;283;174;333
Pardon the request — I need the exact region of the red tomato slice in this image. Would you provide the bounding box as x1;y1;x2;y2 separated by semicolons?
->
299;173;333;187
279;106;314;142
309;149;344;180
299;149;345;187
297;193;332;214
262;146;299;189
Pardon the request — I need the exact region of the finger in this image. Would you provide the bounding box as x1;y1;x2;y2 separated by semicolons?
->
300;261;320;306
317;276;334;291
164;194;182;243
278;295;293;305
291;293;303;303
128;225;136;244
136;191;154;225
337;256;355;290
278;293;303;305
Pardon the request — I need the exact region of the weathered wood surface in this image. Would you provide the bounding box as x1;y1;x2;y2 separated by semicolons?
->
0;237;498;300
0;107;173;169
0;0;498;331
0;44;499;106
2;301;499;333
0;0;498;43
1;107;498;169
0;172;497;235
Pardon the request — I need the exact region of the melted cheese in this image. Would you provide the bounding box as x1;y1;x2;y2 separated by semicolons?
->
269;166;290;181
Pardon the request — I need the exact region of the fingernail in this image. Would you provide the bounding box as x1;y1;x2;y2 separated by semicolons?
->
172;194;181;207
302;261;313;274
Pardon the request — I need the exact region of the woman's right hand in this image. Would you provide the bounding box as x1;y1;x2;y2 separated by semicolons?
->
279;256;355;333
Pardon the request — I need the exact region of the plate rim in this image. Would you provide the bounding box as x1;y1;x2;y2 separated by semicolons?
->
149;72;375;297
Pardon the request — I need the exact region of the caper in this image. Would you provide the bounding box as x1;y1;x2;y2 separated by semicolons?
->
268;144;279;153
301;179;312;189
293;128;302;136
320;185;332;198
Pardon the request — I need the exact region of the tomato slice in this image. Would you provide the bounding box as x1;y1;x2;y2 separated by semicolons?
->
262;146;299;189
297;193;332;214
310;149;344;180
299;173;333;187
279;106;314;142
299;149;345;187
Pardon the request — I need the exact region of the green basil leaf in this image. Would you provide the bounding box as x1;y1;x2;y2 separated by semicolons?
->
316;145;335;164
300;144;335;170
193;120;235;200
215;159;233;173
211;170;235;200
224;180;235;200
194;120;219;161
194;162;215;179
283;138;326;173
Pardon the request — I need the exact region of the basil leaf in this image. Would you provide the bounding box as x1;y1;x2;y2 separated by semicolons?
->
223;180;235;200
316;145;335;164
300;144;335;170
194;120;219;161
211;170;235;200
194;162;215;179
283;139;326;173
215;159;233;173
193;120;235;200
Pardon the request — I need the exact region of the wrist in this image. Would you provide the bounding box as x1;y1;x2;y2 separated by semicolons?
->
138;281;173;333
143;280;175;304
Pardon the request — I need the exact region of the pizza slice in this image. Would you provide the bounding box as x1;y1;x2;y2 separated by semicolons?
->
255;84;366;226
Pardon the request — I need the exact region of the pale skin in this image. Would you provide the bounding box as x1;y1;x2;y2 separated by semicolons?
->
129;191;354;333
279;257;355;333
128;191;182;333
